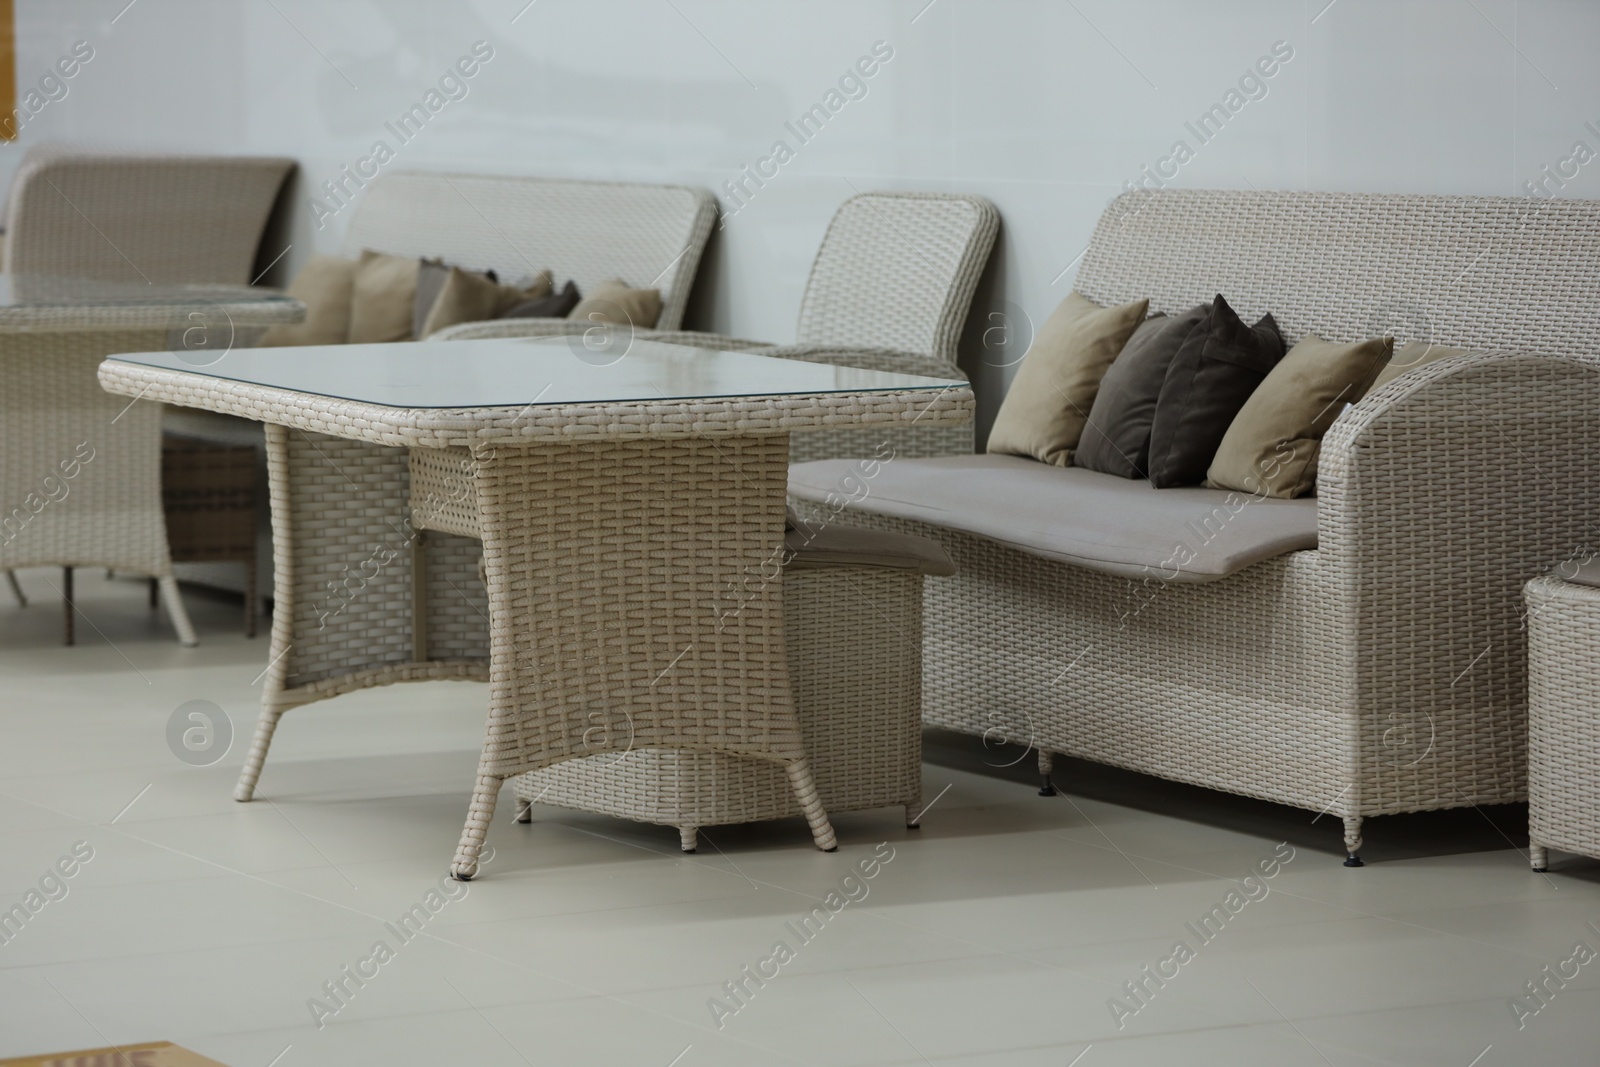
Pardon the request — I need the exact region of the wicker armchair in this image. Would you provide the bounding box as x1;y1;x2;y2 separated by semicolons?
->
432;191;999;461
0;149;296;634
790;188;1600;864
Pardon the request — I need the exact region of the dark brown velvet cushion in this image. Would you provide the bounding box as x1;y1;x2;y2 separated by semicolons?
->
1072;306;1207;478
1147;294;1286;489
502;279;581;319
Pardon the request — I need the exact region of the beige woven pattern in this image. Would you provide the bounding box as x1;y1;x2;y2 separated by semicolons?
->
1525;575;1600;869
792;187;1600;862
513;565;925;850
342;171;716;333
4;150;294;283
433;192;998;460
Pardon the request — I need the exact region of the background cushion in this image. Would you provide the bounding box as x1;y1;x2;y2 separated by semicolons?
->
347;249;421;344
1147;294;1285;488
419;266;548;338
258;255;358;347
789;454;1318;582
568;278;662;328
1205;333;1392;499
1072;305;1206;478
504;279;581;319
985;291;1148;467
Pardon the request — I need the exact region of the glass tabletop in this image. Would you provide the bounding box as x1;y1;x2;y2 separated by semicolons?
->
107;337;965;408
0;273;296;308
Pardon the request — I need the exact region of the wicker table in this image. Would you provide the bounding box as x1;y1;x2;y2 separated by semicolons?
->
1526;572;1600;871
0;275;301;645
99;337;971;878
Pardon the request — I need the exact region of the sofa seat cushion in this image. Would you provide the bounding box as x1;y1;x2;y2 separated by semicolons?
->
788;455;1317;582
785;521;955;575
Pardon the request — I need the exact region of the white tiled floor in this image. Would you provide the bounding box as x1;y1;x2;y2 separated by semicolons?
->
3;569;1598;1065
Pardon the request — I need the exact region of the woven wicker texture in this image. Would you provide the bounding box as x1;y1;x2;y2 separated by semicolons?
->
431;192;998;460
513;565;924;846
794;185;1600;863
1526;576;1600;866
341;171;715;332
4;151;294;284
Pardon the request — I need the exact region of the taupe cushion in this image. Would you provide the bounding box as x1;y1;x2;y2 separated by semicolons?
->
348;250;421;344
504;279;580;319
419;266;548;338
258;255;358;347
986;291;1149;467
568;278;662;329
1370;341;1472;390
1147;295;1286;488
784;521;955;576
788;454;1318;582
1073;306;1208;478
1205;333;1392;499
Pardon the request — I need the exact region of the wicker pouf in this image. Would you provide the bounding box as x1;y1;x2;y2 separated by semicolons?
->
510;524;953;851
1526;573;1600;871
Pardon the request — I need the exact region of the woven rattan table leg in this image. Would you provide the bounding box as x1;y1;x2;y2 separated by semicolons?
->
1037;749;1057;796
1342;817;1365;867
452;433;836;877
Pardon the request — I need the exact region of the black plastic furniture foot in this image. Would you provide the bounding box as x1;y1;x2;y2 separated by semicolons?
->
1343;853;1364;868
1038;776;1057;797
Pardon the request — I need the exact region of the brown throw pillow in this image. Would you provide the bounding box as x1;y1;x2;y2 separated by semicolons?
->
418;267;551;338
1073;305;1208;478
258;255;359;347
1370;340;1471;390
985;291;1150;467
347;250;421;344
1147;294;1286;488
503;279;581;319
1205;334;1392;499
567;278;662;329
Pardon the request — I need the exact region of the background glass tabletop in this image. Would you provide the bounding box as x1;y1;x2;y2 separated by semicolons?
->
107;336;966;409
0;273;297;308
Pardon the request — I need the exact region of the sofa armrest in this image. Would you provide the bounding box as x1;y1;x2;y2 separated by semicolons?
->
761;344;966;380
1317;350;1600;802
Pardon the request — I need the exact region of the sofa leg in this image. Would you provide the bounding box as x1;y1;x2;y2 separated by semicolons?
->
680;826;698;853
1037;749;1057;796
514;797;532;824
1530;842;1549;872
1342;816;1364;867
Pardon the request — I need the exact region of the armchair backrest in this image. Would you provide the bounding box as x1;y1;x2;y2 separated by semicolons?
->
793;192;998;364
341;171;717;331
3;148;294;284
1075;188;1600;360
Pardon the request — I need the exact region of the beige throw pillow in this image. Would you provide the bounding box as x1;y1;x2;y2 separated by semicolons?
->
1370;340;1471;390
1205;333;1392;499
258;255;358;347
348;250;422;344
419;267;552;338
567;278;663;329
986;291;1150;467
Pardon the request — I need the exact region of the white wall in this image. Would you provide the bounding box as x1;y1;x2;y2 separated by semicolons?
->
9;0;1600;439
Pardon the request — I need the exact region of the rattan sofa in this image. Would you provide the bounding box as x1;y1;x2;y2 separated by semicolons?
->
434;191;998;462
789;188;1600;865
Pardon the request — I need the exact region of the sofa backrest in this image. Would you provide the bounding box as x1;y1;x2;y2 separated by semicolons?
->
341;171;716;331
1075;189;1600;361
794;192;998;364
4;148;294;284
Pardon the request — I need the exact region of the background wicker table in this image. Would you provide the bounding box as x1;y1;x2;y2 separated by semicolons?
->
99;337;972;878
0;275;300;645
1526;572;1600;871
